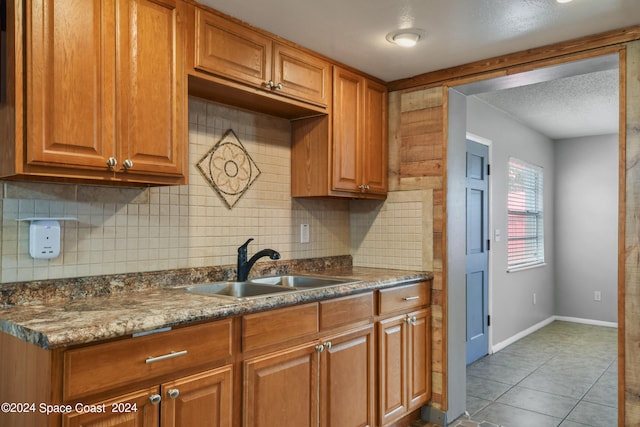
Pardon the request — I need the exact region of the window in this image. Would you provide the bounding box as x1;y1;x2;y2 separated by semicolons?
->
507;157;544;270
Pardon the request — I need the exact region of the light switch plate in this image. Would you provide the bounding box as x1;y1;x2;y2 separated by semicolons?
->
300;224;310;243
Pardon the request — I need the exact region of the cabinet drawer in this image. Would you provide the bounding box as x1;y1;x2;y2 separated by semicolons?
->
64;320;233;401
243;303;318;352
320;292;373;331
378;282;430;315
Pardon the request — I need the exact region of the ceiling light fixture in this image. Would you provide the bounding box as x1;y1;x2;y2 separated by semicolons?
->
386;29;425;47
556;0;573;3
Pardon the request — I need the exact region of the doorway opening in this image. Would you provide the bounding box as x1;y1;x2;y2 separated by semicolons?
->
452;52;620;422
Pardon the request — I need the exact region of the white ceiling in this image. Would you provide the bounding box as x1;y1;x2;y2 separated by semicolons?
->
199;0;635;139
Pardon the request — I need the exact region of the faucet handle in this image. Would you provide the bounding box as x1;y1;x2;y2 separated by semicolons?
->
239;238;254;253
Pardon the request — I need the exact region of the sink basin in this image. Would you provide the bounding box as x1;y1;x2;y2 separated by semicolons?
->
185;282;292;299
249;275;360;288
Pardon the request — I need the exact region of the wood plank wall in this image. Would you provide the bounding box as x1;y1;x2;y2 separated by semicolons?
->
388;87;447;410
623;39;640;426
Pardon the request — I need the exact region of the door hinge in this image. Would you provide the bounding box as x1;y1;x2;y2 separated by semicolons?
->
487;164;490;176
487;315;491;327
487;239;490;251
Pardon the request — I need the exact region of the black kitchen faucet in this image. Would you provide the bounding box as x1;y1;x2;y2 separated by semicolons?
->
237;238;281;282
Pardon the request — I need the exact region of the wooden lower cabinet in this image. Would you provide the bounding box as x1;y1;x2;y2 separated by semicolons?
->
243;324;374;427
378;309;431;426
320;326;375;427
62;386;160;427
62;366;233;427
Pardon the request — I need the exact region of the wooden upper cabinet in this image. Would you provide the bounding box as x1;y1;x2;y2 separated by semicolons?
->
363;79;388;195
117;0;185;178
27;0;116;170
291;66;388;199
331;66;388;198
272;43;330;107
332;67;363;193
193;8;272;88
192;7;330;109
15;0;185;185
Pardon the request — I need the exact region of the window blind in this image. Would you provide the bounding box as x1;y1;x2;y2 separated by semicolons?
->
507;158;544;270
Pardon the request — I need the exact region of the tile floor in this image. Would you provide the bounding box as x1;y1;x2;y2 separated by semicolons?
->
452;321;618;427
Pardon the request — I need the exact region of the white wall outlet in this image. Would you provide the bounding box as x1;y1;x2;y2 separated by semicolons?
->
29;220;61;259
594;291;602;301
494;228;501;242
300;224;310;243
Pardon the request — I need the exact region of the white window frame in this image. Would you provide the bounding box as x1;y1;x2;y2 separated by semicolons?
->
507;157;544;271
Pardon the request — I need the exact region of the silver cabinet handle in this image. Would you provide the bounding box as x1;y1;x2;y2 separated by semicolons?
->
315;344;325;352
274;82;283;90
106;157;117;168
123;159;134;169
405;315;418;326
265;80;275;89
403;296;420;301
167;389;180;399
149;394;162;405
324;341;332;351
145;350;188;364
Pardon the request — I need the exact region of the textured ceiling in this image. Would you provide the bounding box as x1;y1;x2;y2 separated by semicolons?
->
471;68;620;140
199;0;630;139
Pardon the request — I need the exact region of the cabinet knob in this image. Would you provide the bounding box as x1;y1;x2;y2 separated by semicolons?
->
265;80;275;89
358;184;371;191
123;159;134;169
274;82;283;91
167;389;180;399
324;341;332;351
106;157;117;168
315;344;325;353
149;394;162;405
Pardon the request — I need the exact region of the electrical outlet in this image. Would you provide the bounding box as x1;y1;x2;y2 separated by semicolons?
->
594;291;602;301
533;293;537;305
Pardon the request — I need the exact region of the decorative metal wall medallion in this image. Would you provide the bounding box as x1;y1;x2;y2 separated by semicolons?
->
196;129;261;208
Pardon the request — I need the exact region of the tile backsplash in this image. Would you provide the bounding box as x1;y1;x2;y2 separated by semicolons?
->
0;97;430;284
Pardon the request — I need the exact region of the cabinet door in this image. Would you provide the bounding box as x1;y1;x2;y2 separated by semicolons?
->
408;309;431;411
161;366;233;427
378;314;407;426
320;325;375;427
243;343;319;427
27;0;116;169
193;8;271;89
332;66;362;193
117;0;184;177
362;79;388;195
273;43;330;107
62;386;159;427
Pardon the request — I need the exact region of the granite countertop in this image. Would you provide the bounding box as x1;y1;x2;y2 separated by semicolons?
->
0;263;431;350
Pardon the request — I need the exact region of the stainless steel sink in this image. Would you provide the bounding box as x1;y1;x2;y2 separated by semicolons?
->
249;275;360;288
184;282;292;299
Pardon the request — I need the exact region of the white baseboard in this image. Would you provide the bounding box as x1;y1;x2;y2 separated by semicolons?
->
554;315;618;328
490;315;617;354
491;316;555;353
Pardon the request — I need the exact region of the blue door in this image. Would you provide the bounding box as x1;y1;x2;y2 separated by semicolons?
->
466;140;489;365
